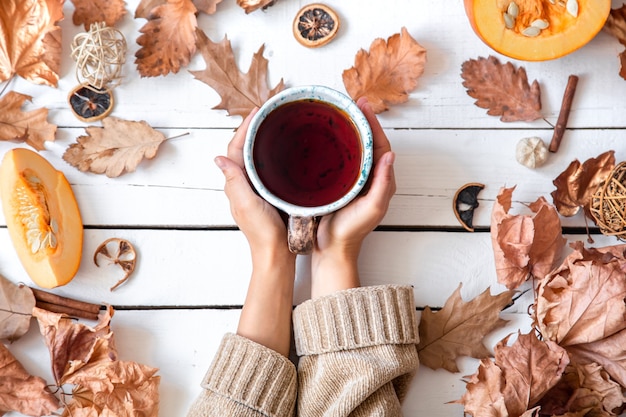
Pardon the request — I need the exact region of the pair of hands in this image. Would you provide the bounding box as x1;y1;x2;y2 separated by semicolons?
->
215;97;396;297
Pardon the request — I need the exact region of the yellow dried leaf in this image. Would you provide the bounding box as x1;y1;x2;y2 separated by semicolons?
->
342;27;427;114
0;91;57;150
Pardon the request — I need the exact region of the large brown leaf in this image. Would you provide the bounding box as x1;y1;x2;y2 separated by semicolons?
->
491;186;566;290
603;5;626;80
191;29;285;119
63;116;167;178
417;284;513;372
551;150;615;218
70;0;127;29
0;0;64;87
135;0;198;77
0;91;57;150
0;275;35;342
461;56;542;122
342;27;427;114
0;343;60;416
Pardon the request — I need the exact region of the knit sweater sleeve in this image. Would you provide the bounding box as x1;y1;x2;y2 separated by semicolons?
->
186;333;297;417
292;285;419;417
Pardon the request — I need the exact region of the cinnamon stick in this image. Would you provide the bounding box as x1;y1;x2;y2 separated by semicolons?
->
549;74;579;153
30;287;103;320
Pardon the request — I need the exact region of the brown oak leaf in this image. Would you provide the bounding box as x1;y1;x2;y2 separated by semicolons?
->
342;27;427;114
0;275;35;342
191;29;285;119
0;343;61;416
135;0;198;77
0;0;64;87
454;332;569;417
461;56;542;122
417;284;513;372
603;5;626;80
70;0;127;29
551;150;615;217
0;91;57;150
491;186;566;290
136;0;220;18
63;116;167;178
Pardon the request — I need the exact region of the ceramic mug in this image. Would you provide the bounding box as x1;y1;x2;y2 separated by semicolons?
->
243;85;373;254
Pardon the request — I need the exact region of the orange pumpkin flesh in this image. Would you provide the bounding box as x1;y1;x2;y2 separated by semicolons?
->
464;0;610;61
0;149;83;289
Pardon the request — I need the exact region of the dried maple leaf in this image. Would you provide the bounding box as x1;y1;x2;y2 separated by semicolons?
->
135;0;198;77
603;5;626;80
63;116;167;178
0;91;57;150
0;274;35;342
194;0;223;14
454;332;569;417
491;186;566;290
0;343;60;416
461;56;543;122
342;27;427;114
0;0;64;87
70;0;127;29
191;29;285;119
417;284;513;372
551;150;615;218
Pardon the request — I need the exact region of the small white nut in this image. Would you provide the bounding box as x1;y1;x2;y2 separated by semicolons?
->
516;137;549;169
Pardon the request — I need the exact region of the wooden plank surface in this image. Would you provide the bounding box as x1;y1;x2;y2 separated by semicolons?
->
3;0;626;416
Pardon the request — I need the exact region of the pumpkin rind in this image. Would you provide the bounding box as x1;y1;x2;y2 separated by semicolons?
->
464;0;610;61
0;149;83;288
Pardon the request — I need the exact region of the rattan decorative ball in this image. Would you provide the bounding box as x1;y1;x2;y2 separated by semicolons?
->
590;161;626;240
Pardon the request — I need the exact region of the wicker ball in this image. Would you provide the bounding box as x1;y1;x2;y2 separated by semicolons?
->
590;161;626;240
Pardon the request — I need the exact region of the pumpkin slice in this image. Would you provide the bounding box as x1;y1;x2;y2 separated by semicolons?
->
0;149;83;288
464;0;610;61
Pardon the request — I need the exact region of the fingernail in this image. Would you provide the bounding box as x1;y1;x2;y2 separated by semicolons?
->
384;152;395;165
214;156;226;170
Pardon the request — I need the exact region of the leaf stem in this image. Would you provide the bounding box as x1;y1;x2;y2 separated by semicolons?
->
165;132;190;141
0;74;16;97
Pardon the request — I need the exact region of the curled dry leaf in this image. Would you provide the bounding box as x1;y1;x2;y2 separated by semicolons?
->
551;150;615;218
191;29;285;119
0;343;61;416
237;0;275;14
491;186;566;290
135;0;198;77
63;116;167;177
0;0;63;86
417;284;513;372
603;5;626;80
0;91;57;151
342;27;427;114
94;238;138;291
70;0;127;29
461;56;543;122
0;274;35;342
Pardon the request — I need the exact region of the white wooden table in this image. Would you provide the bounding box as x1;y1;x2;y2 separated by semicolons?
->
3;0;626;415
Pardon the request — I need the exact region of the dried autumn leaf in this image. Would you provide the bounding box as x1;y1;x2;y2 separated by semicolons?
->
491;186;566;290
135;0;198;77
461;56;543;122
191;29;285;119
0;91;57;150
0;274;35;342
193;0;223;14
63;116;167;178
342;27;427;114
454;332;569;417
70;0;127;29
551;150;615;218
0;0;64;87
237;0;274;13
603;5;626;80
416;284;513;372
0;343;60;416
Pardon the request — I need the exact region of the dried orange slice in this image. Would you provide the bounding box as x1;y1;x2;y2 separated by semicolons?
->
68;84;114;123
293;3;340;48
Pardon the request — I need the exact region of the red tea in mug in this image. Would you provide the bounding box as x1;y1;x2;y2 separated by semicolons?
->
253;99;362;207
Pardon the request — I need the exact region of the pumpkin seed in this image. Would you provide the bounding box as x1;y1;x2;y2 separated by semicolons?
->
566;0;578;16
503;12;515;29
507;1;519;18
522;26;541;37
531;19;549;29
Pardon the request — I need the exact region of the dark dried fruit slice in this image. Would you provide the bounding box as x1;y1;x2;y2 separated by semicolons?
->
293;3;339;48
453;183;485;232
68;84;114;123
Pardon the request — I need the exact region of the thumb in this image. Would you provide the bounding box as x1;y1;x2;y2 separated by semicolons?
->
362;151;396;208
215;156;257;205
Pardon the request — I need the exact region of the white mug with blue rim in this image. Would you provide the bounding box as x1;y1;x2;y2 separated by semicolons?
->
244;85;373;254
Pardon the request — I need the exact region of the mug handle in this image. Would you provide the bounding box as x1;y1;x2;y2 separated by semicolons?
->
288;216;319;254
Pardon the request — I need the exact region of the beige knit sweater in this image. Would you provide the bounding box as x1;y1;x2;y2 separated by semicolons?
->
187;285;419;417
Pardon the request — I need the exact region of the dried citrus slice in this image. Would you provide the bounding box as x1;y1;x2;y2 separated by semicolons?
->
453;183;485;232
68;84;114;123
293;3;340;48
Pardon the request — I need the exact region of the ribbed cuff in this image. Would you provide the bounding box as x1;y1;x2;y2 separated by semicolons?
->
200;333;297;417
293;285;418;357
